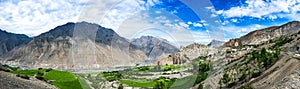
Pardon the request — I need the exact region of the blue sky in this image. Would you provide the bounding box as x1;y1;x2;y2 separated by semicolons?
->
1;0;300;46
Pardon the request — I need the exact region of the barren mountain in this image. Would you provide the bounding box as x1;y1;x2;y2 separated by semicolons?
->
207;40;225;47
0;22;147;70
202;21;300;89
0;30;31;56
131;36;179;60
224;21;300;47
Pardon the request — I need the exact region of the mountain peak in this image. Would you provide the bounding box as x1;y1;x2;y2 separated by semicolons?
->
207;40;225;47
131;36;179;60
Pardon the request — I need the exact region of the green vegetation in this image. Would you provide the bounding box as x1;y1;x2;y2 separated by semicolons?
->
119;79;156;88
7;67;86;89
270;35;293;47
133;65;185;72
220;47;281;88
161;65;175;71
78;77;92;89
99;71;122;82
194;61;212;85
11;70;40;76
3;64;19;71
133;66;154;71
198;62;211;72
43;70;83;89
154;77;176;89
119;77;176;89
239;84;253;89
194;73;208;85
16;74;30;80
220;72;231;86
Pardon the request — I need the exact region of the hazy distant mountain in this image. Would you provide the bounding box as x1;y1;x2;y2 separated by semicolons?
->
131;36;179;60
0;30;31;56
207;40;225;47
1;22;147;70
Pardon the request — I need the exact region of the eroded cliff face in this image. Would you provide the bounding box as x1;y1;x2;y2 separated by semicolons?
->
156;43;219;65
1;22;147;70
224;21;300;47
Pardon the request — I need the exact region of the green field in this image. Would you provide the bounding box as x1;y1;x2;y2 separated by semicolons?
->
119;79;156;88
43;70;83;89
11;70;40;76
119;77;176;88
7;67;88;89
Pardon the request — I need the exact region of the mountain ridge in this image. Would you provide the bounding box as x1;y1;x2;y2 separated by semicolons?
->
224;21;300;48
0;22;148;70
0;29;31;56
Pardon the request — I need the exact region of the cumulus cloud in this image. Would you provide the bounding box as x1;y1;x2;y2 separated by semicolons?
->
116;9;211;46
0;0;163;36
217;0;300;19
223;24;265;38
0;0;87;36
0;0;213;45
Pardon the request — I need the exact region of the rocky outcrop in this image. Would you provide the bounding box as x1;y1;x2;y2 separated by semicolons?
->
1;22;147;70
224;21;300;47
0;30;31;56
156;43;219;65
177;43;218;60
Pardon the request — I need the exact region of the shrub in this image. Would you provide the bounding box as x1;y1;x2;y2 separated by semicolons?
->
100;71;122;82
16;74;30;80
45;68;53;72
194;73;208;85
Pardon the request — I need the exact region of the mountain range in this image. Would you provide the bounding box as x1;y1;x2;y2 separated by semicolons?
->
1;21;300;89
0;22;178;70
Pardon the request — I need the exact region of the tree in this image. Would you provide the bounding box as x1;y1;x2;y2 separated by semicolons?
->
154;78;168;89
221;72;231;85
274;46;281;58
199;62;211;72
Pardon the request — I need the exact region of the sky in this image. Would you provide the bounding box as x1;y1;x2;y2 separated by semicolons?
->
1;0;300;46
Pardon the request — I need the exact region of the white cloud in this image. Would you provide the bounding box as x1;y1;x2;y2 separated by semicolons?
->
223;24;265;38
0;0;163;36
187;21;192;25
0;0;210;46
115;9;211;46
192;23;203;27
217;0;300;19
0;0;87;36
155;10;161;14
231;19;238;22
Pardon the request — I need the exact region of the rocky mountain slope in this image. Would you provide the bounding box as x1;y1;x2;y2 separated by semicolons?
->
0;22;147;70
224;21;300;48
202;21;300;89
156;43;220;65
0;30;31;56
131;36;179;60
